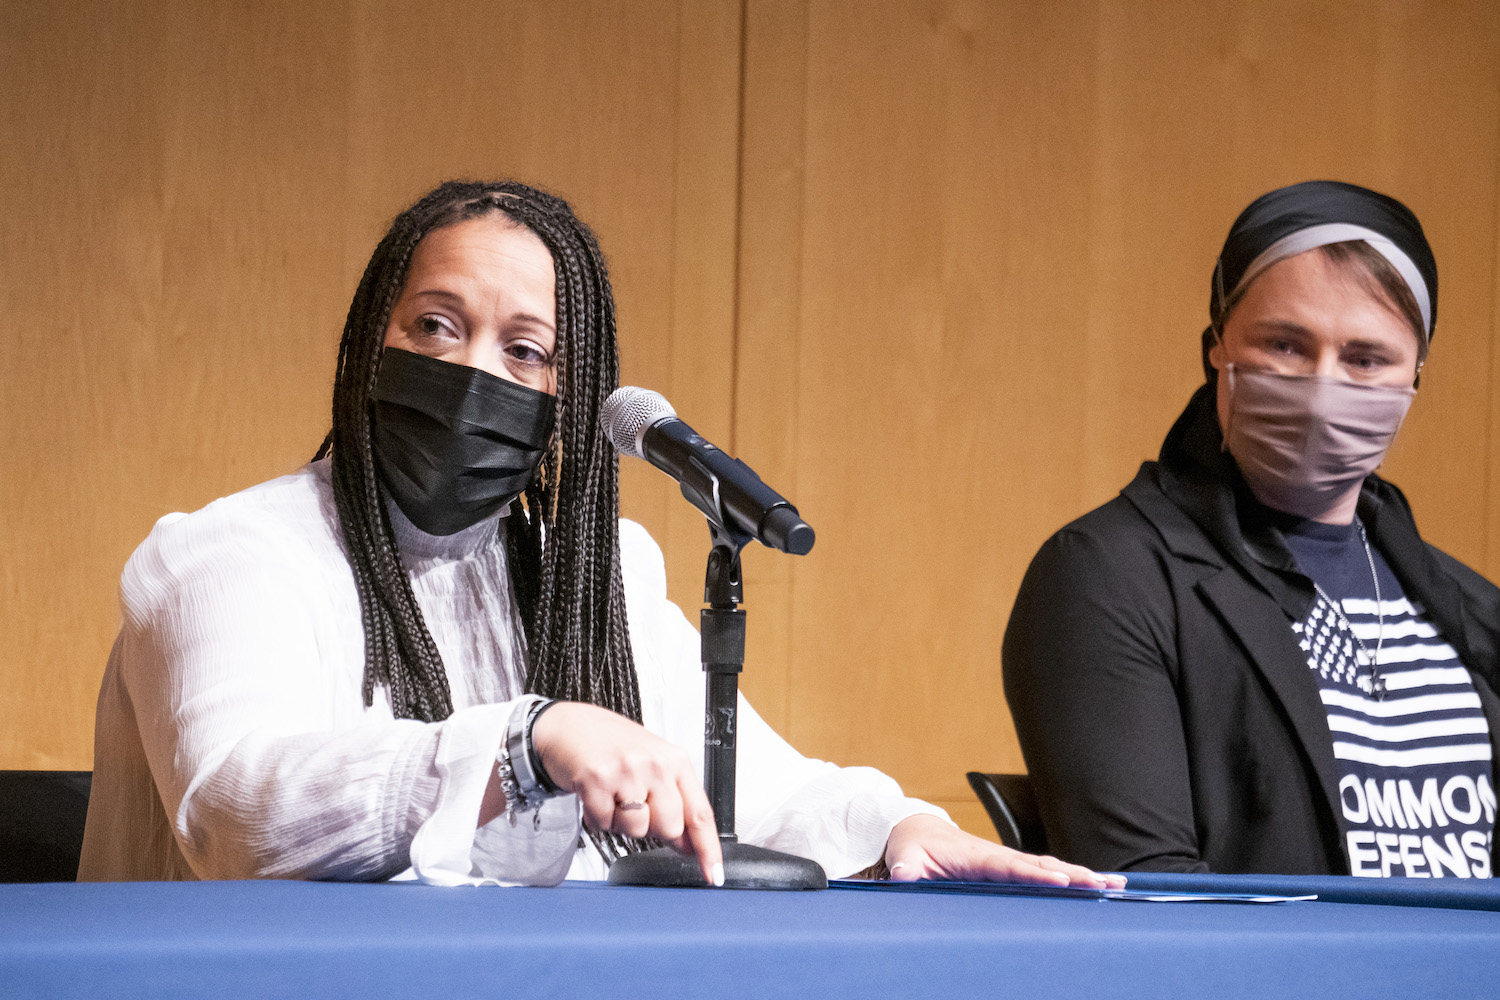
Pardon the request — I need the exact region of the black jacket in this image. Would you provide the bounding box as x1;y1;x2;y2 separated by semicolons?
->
1003;386;1500;874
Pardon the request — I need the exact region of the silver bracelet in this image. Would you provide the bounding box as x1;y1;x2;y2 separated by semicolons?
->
497;696;557;828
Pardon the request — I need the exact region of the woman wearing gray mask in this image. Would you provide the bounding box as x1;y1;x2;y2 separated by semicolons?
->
1004;180;1500;877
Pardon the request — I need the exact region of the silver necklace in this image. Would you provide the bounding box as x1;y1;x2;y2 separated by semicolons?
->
1310;520;1386;700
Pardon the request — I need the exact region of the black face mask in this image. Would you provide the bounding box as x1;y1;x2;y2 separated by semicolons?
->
370;348;556;536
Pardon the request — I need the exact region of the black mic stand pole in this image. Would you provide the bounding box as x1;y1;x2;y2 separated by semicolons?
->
607;519;826;890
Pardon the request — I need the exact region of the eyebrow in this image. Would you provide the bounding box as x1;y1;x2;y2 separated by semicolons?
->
1249;319;1312;336
508;312;557;334
1339;337;1399;353
409;289;466;307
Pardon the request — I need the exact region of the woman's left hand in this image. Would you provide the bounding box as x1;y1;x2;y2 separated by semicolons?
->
883;814;1127;888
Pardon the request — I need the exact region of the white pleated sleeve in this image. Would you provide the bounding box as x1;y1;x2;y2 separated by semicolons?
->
80;463;579;883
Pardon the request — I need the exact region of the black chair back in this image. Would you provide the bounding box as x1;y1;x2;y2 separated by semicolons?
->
965;771;1048;855
0;770;92;882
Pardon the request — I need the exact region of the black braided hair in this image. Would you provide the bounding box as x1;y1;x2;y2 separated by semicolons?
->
315;180;641;733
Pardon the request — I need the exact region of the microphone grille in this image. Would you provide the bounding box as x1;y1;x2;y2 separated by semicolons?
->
601;386;676;459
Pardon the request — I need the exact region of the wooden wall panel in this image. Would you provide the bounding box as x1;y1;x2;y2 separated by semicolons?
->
655;1;746;622
0;0;355;769
738;0;1500;836
0;0;742;768
734;0;809;737
788;0;1103;834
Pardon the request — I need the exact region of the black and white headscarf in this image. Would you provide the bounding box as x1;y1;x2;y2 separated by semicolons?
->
1202;180;1438;378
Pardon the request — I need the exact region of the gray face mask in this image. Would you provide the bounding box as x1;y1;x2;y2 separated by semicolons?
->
1221;364;1415;519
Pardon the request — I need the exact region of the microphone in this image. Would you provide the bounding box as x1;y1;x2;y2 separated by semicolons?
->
601;387;815;556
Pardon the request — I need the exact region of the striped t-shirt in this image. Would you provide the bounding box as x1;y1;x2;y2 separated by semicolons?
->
1283;517;1495;878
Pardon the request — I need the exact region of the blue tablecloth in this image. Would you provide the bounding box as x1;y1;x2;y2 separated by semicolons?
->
3;876;1498;999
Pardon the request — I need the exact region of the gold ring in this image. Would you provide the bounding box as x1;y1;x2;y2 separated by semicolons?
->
617;799;646;811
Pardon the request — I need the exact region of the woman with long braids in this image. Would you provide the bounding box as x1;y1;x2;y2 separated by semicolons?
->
81;180;1117;889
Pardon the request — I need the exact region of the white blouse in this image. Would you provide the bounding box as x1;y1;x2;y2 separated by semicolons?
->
79;459;942;884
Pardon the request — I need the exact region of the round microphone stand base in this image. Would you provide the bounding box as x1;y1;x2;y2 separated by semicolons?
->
606;519;827;891
607;839;827;890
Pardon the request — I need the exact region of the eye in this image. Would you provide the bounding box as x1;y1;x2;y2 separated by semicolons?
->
505;340;554;368
414;314;458;340
1341;340;1399;372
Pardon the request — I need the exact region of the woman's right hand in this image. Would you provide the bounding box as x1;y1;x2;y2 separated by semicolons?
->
529;701;725;886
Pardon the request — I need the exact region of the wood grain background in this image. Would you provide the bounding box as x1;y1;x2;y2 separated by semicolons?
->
3;0;1497;840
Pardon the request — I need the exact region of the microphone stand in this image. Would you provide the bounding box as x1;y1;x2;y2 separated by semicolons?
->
606;519;827;890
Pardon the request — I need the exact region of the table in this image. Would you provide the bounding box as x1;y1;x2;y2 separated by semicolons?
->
3;875;1498;999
